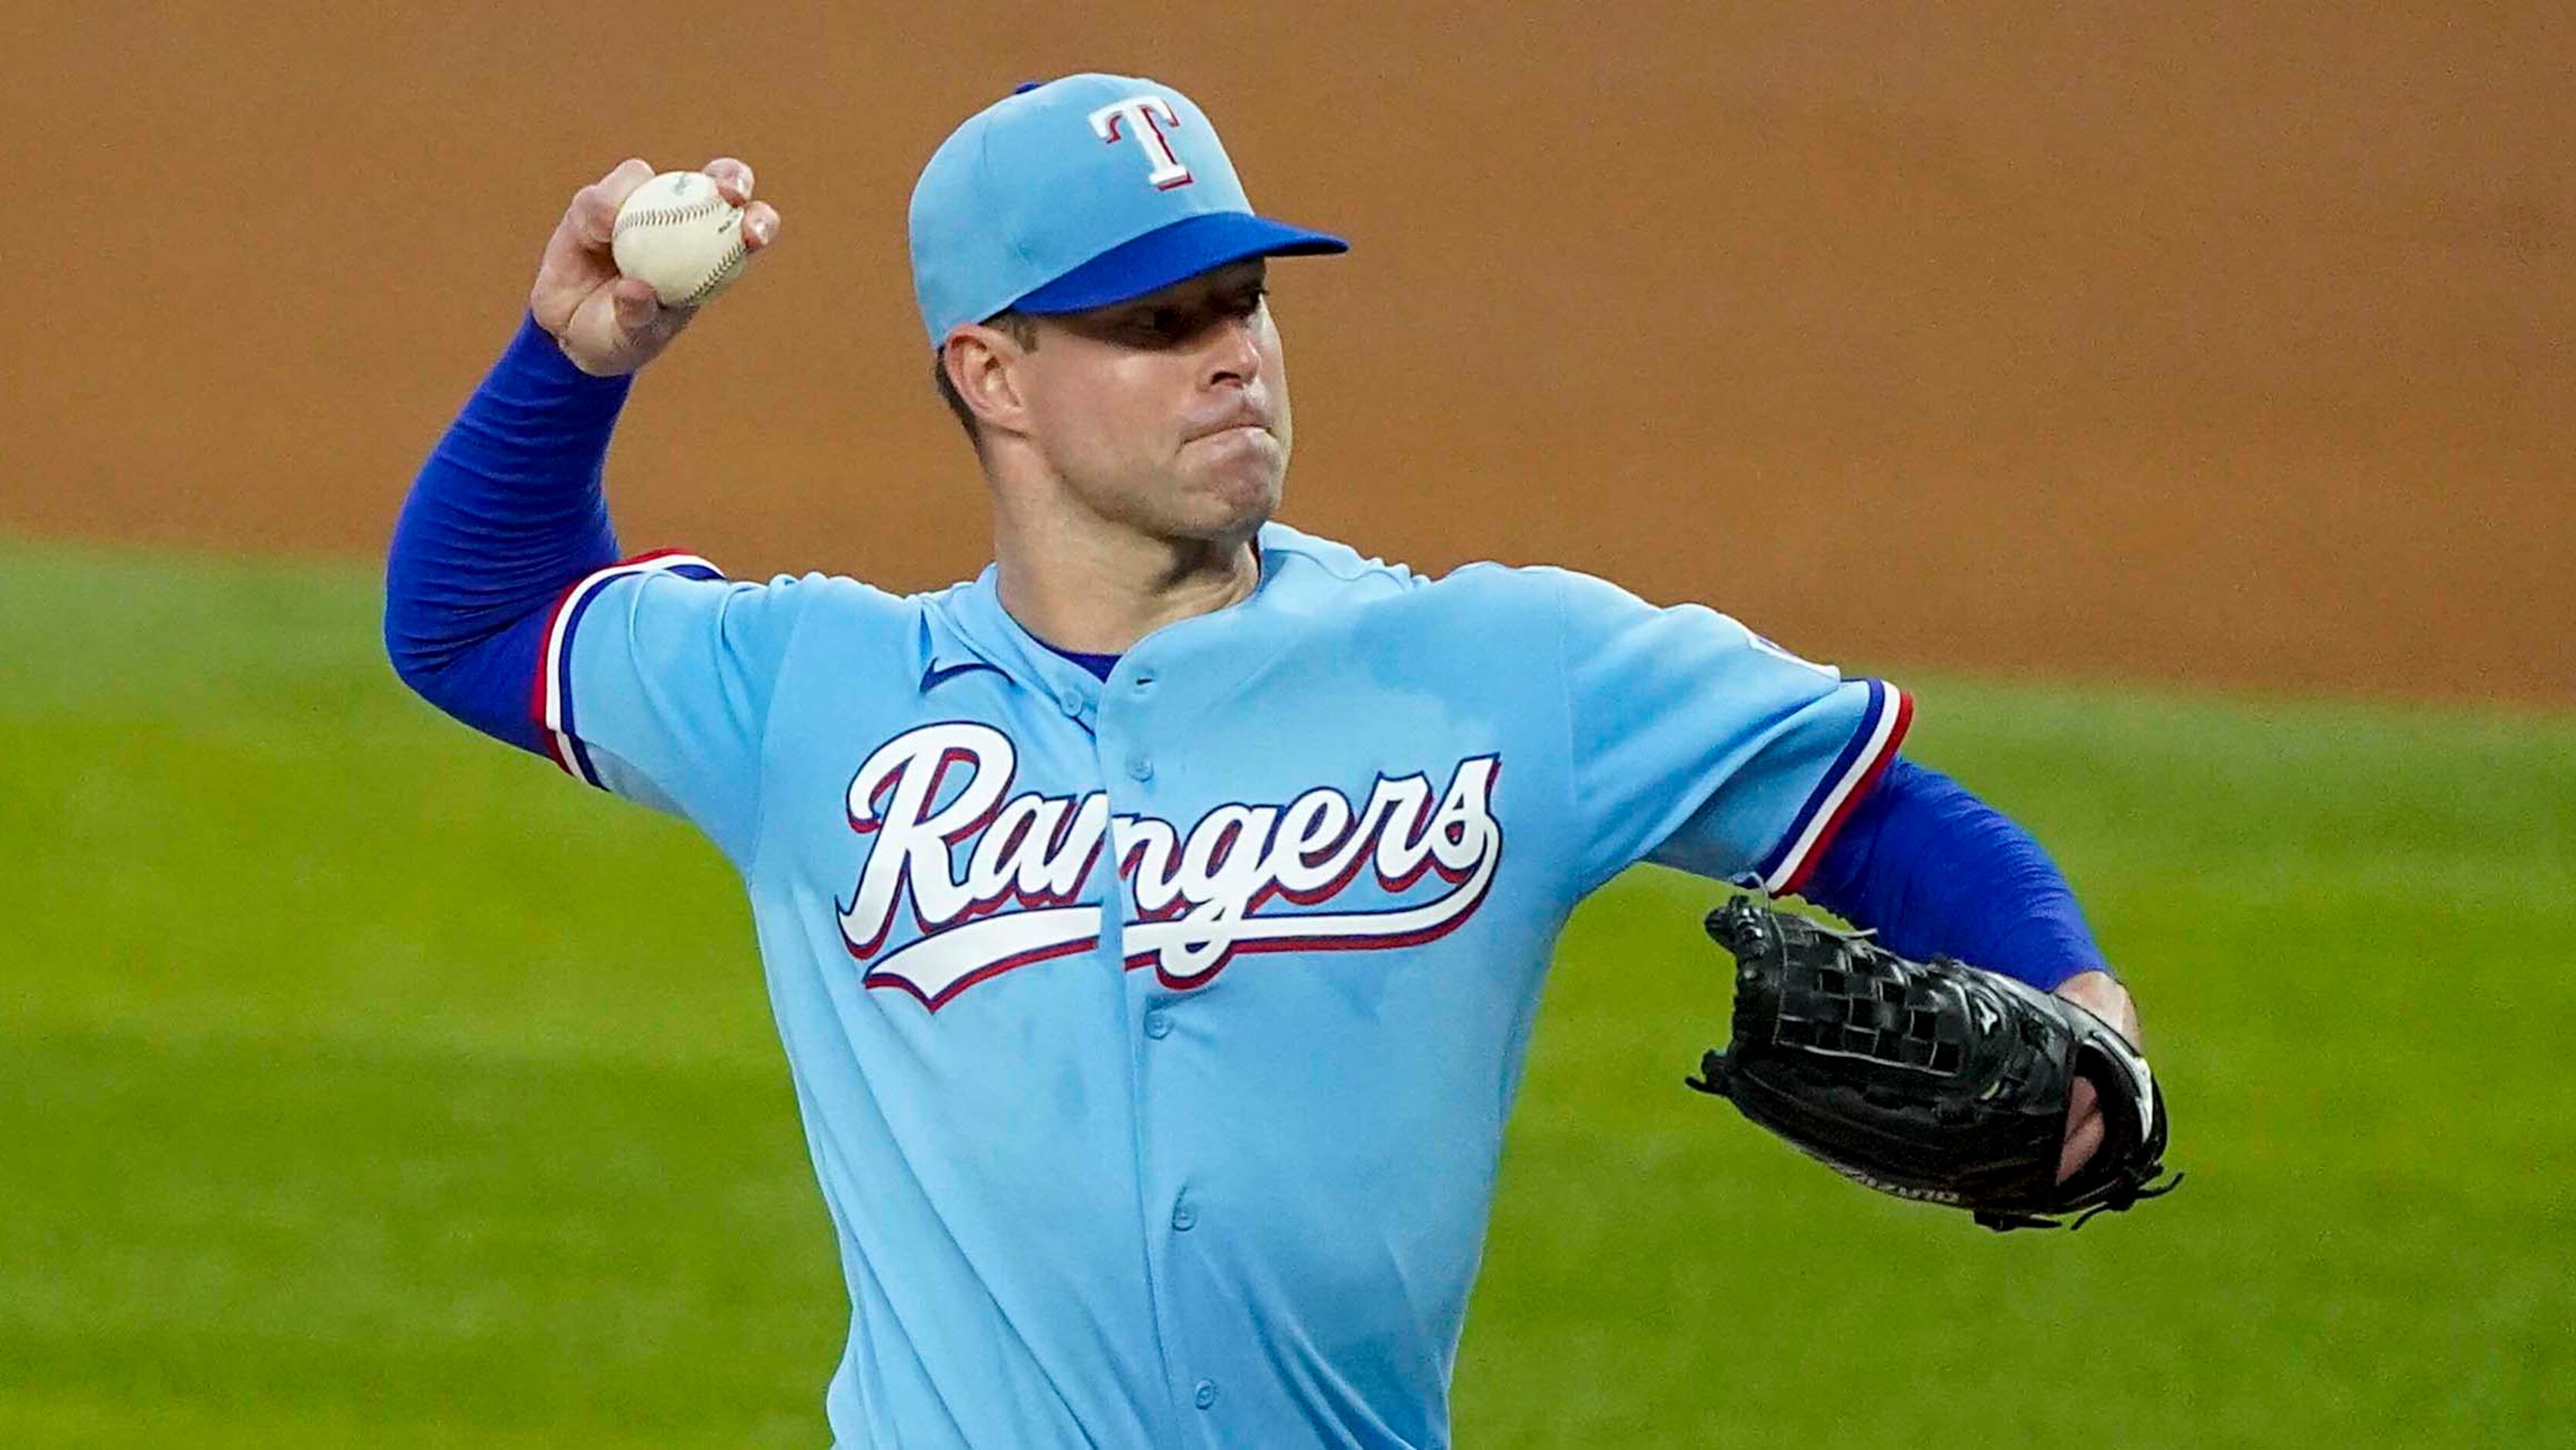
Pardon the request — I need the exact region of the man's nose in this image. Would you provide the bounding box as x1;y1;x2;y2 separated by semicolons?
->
1202;313;1262;388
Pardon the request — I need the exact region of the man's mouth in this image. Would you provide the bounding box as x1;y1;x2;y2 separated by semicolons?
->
1185;408;1273;443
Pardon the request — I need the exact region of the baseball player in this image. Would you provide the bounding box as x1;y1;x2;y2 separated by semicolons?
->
387;73;2144;1448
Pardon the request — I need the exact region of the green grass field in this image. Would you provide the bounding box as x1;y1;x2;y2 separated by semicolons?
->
3;539;2569;1447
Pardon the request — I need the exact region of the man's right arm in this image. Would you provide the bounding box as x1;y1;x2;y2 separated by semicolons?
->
382;158;780;753
383;313;628;753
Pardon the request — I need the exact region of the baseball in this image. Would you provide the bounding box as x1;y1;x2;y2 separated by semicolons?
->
610;171;750;308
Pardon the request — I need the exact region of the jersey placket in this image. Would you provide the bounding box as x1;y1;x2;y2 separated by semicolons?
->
1089;642;1222;1442
960;610;1217;1442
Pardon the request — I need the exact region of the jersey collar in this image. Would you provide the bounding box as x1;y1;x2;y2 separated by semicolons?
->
921;527;1296;727
923;567;1102;727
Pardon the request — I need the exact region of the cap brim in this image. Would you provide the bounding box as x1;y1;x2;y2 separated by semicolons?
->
1011;212;1348;317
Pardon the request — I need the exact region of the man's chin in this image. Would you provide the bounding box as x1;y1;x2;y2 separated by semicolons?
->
1182;462;1284;539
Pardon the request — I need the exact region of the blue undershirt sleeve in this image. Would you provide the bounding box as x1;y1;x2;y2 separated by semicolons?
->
385;314;631;754
1797;756;2109;991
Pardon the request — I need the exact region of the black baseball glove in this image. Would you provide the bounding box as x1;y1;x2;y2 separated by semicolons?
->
1686;896;2178;1231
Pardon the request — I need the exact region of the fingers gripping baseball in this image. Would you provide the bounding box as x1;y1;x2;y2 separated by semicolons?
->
532;156;782;378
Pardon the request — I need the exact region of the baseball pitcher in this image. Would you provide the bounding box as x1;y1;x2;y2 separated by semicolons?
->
387;73;2168;1448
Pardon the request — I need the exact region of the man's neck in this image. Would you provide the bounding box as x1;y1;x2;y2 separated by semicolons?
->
993;506;1262;656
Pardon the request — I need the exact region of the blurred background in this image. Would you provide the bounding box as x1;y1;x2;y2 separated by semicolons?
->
2;2;2568;1445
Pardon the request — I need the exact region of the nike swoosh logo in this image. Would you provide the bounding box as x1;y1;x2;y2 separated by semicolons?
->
922;661;998;690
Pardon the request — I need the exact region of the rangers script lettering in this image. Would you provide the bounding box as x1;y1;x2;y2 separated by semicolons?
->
837;723;1505;1008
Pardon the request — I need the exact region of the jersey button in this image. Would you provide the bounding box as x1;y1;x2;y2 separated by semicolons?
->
1193;1380;1218;1410
1127;755;1154;781
1144;1010;1171;1039
1171;1201;1196;1231
1132;669;1156;690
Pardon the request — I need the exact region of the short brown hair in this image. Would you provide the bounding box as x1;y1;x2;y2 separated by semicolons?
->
933;310;1039;449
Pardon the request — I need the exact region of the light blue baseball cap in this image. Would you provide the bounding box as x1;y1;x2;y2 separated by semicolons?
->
909;73;1348;347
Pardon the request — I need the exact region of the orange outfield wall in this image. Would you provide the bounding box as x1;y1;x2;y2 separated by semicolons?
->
3;3;2568;703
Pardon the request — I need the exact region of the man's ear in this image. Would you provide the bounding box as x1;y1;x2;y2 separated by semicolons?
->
944;324;1032;439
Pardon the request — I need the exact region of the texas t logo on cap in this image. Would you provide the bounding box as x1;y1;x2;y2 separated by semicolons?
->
1089;95;1194;191
909;73;1347;346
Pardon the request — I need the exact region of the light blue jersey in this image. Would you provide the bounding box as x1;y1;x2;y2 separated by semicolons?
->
532;521;1909;1447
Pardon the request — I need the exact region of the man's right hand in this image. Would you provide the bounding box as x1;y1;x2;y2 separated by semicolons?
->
532;157;781;378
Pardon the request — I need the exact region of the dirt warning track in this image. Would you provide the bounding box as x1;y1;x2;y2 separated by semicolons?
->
4;4;2567;703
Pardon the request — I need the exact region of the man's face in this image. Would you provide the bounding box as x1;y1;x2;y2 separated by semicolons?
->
1012;259;1290;544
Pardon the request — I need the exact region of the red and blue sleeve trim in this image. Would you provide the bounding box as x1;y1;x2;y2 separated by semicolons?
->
1753;678;1913;896
530;549;723;788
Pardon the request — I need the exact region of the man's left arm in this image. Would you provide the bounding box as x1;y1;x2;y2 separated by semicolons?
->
1533;570;2146;1185
1795;757;2140;1182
